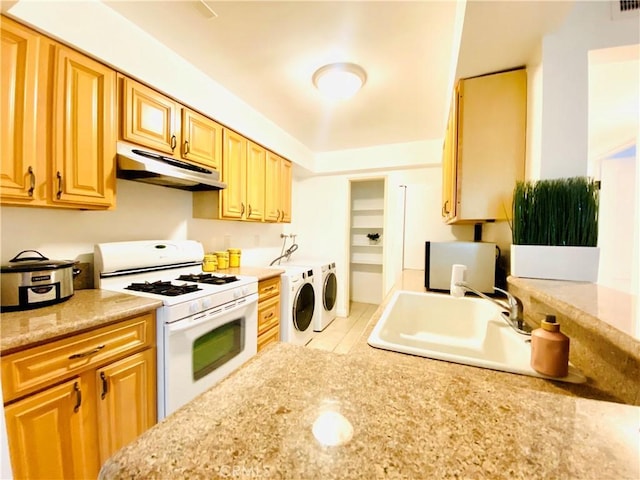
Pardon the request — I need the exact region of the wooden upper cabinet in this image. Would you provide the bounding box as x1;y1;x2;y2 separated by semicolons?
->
280;158;292;223
220;128;247;219
246;141;265;221
0;16;42;203
265;151;292;223
121;76;179;155
442;68;526;224
50;45;116;208
181;108;222;170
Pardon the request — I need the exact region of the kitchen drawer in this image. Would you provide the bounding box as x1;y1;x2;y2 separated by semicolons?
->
258;276;280;302
258;295;280;336
1;313;154;403
257;325;279;352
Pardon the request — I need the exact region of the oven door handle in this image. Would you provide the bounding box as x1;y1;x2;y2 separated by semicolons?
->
166;293;258;333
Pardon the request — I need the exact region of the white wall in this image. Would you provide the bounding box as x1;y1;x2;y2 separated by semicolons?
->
538;0;639;179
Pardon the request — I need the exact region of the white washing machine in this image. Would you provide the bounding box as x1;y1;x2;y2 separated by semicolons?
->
279;266;317;345
284;260;338;332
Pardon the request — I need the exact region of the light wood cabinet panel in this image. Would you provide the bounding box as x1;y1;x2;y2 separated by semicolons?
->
442;68;526;224
220;128;247;219
280;158;292;223
121;76;179;155
2;313;153;403
96;348;156;464
4;376;99;480
265;151;292;223
246;141;265;221
257;276;280;352
1;17;116;210
181;108;222;171
0;16;41;204
2;313;157;478
50;45;116;208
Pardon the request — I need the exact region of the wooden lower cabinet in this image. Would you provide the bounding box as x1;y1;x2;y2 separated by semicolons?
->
4;377;98;480
2;314;156;479
95;348;156;465
257;276;281;351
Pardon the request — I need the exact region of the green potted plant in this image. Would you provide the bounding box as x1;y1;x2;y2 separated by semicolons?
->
510;176;600;282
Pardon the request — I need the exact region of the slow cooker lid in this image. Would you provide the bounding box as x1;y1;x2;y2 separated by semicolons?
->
1;250;76;273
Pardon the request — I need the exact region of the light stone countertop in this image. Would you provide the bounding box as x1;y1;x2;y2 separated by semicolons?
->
99;270;640;479
0;290;161;354
224;266;285;281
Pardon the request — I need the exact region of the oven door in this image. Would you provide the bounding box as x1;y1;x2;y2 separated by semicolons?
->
160;293;258;418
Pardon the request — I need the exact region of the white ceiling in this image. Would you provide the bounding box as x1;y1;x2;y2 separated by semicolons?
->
102;1;574;153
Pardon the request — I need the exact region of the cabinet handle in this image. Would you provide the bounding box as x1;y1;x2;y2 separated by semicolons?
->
184;140;189;155
280;210;285;222
56;171;63;199
247;204;252;218
264;285;276;292
68;344;105;359
442;200;450;216
28;166;35;197
264;312;274;320
100;372;109;400
73;382;82;413
276;209;280;222
171;135;177;151
241;203;245;217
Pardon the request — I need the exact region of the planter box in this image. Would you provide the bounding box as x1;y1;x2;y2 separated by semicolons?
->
510;245;600;282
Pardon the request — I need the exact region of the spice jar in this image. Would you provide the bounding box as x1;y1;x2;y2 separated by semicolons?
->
214;251;229;270
530;315;570;377
202;253;218;272
228;248;241;268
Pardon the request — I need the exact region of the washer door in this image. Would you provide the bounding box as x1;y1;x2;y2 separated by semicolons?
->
323;272;337;311
293;282;315;331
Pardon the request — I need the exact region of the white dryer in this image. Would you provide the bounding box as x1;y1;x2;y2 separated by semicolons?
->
284;259;338;332
313;261;338;331
279;266;316;345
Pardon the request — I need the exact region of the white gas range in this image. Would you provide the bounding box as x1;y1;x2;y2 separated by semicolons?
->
94;240;258;419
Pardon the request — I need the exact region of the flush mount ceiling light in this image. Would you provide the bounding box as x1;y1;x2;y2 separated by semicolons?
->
312;63;367;100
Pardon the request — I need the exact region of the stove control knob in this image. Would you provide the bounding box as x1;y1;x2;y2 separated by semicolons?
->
202;297;213;309
189;301;201;314
233;289;241;299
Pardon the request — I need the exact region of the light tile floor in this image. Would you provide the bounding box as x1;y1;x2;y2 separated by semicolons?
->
306;302;379;354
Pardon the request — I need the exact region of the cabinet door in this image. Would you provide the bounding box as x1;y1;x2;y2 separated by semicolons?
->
441;92;458;222
0;16;41;203
220;129;247;219
454;69;526;222
264;151;281;222
182;108;222;170
121;77;179;155
50;44;116;208
95;349;156;464
4;377;98;480
246;141;265;221
280;158;292;223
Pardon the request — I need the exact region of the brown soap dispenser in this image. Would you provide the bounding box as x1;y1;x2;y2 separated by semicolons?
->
530;315;570;377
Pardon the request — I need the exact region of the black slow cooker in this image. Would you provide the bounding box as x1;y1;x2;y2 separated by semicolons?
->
1;250;81;312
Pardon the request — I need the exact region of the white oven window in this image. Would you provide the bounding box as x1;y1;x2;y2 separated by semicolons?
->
193;319;244;380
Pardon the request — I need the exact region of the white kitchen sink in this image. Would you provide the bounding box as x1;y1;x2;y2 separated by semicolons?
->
368;290;586;384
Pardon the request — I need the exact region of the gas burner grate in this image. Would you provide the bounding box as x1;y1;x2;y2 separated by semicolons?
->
176;273;240;285
125;281;202;296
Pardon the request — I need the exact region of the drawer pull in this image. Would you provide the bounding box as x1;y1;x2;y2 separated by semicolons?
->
68;344;105;360
264;286;276;292
264;312;274;320
73;382;82;413
100;372;108;400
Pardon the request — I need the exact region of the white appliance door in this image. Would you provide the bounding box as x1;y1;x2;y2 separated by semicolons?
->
162;293;258;418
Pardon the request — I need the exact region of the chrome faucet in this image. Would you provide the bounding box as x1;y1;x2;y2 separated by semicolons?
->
454;282;532;336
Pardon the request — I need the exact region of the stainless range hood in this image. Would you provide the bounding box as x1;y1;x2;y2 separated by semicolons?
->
116;142;226;191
